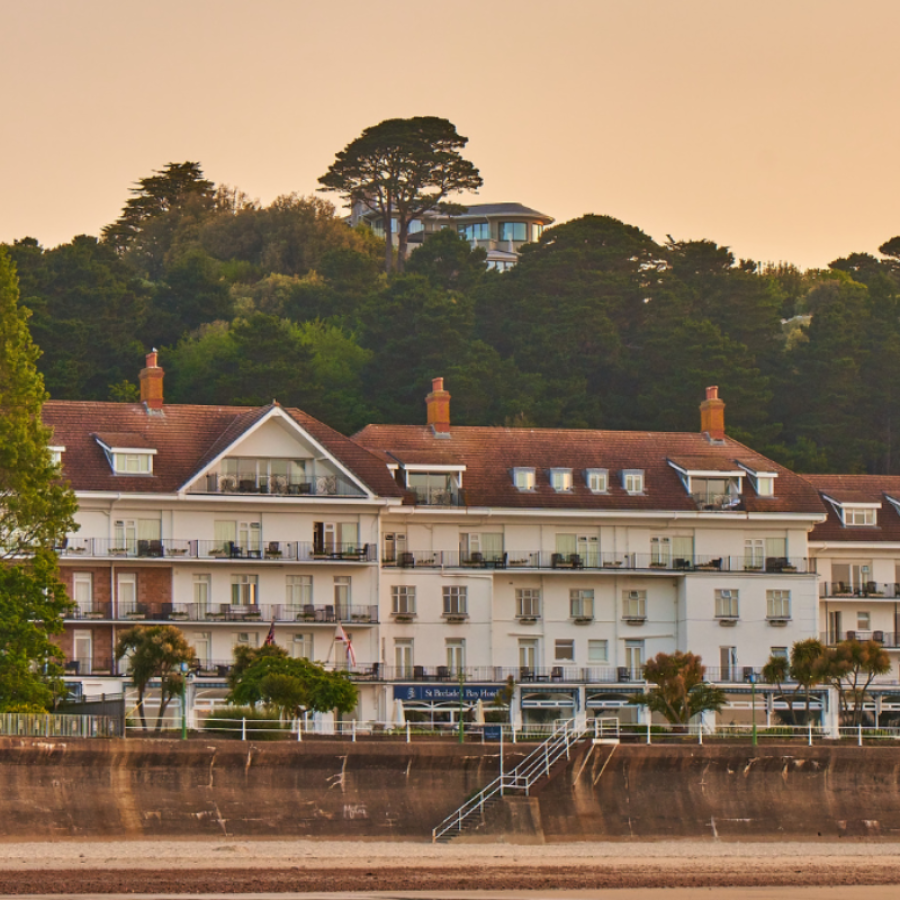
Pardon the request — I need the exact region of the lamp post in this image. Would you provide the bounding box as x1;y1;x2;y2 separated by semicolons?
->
458;669;466;744
180;661;189;741
745;669;758;747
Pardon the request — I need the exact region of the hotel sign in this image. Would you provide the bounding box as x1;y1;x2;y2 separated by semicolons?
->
393;684;502;702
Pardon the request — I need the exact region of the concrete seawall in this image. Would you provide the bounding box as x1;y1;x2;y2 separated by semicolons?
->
2;738;900;841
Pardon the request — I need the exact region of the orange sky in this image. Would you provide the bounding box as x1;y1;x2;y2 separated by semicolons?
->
3;0;899;269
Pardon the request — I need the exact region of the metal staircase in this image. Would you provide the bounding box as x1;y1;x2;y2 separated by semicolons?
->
432;717;619;842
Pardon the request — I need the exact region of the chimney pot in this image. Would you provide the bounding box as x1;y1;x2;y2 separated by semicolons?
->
700;385;725;441
425;376;451;434
139;350;164;410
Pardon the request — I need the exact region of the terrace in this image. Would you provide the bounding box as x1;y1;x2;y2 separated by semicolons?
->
383;550;812;573
65;602;379;625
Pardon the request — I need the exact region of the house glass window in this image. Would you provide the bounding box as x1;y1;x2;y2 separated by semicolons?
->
443;586;468;616
555;639;575;662
623;470;644;493
756;476;775;496
720;646;738;681
588;639;609;663
844;506;877;526
771;646;788;659
446;639;465;673
383;532;407;563
235;631;258;648
193;632;211;666
459;222;490;241
391;586;416;615
625;640;644;676
550;469;573;492
117;573;136;616
460;532;503;563
516;588;541;618
406;472;458;506
286;575;312;608
767;590;791;619
334;576;351;617
73;573;92;613
394;639;413;677
193;574;211;610
231;574;258;607
532;223;544;242
858;611;871;630
513;468;535;491
586;469;608;492
570;589;594;619
498;221;528;242
518;639;537;670
113;453;153;474
623;590;647;619
292;633;313;660
715;589;739;618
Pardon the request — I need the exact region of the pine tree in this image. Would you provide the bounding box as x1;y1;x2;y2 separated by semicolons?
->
0;248;77;710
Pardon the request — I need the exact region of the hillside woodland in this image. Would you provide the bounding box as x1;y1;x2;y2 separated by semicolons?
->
5;161;900;474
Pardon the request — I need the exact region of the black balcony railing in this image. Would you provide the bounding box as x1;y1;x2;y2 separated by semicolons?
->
58;539;375;563
383;550;812;573
820;582;899;599
65;602;379;624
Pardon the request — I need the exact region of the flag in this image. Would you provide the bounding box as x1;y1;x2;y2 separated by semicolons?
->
264;618;276;646
335;623;357;667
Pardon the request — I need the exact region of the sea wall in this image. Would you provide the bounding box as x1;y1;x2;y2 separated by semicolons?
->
2;738;900;841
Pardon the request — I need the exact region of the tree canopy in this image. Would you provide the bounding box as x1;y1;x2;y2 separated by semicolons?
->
319;117;482;272
630;651;726;727
7;156;900;476
0;248;77;711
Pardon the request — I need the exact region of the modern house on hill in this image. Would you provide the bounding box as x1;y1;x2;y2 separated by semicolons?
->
349;201;554;271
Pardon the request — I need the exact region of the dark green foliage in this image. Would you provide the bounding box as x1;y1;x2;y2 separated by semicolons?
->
9;156;900;473
204;705;289;739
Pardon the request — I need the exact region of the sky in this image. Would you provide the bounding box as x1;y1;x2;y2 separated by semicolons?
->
2;0;899;270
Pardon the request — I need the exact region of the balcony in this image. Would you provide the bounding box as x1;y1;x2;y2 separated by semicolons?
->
64;602;379;624
382;550;812;573
404;488;463;507
691;492;743;512
193;472;365;497
59;539;375;563
822;630;898;647
820;582;898;599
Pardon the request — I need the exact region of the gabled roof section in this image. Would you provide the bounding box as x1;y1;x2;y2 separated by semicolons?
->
93;432;156;451
806;474;900;542
353;424;826;514
43;401;402;498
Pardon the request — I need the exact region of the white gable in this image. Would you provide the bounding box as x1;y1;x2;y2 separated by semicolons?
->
230;418;315;459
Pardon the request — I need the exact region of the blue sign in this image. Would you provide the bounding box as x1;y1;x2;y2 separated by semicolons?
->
393;684;502;702
483;725;503;741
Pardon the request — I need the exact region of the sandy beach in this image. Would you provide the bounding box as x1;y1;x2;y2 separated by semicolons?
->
0;840;898;893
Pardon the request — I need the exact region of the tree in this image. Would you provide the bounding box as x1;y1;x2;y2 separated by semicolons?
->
229;654;358;720
629;651;726;728
101;162;216;276
823;639;891;726
115;625;195;732
319;117;483;273
762;638;829;725
0;248;77;711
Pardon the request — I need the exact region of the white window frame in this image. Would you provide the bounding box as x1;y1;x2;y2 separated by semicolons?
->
516;588;541;618
623;590;647;619
445;639;465;672
193;574;211;610
554;639;575;662
767;589;791;619
443;586;468;616
586;469;608;492
391;585;416;615
570;588;594;619
73;572;93;613
588;639;609;663
622;470;644;494
113;452;153;474
843;506;877;526
117;572;137;616
513;468;535;491
550;468;573;492
395;639;414;676
231;574;259;606
286;574;312;608
715;589;739;619
292;633;313;660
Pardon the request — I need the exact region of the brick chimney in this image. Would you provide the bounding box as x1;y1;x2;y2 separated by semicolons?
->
426;377;451;434
139;349;164;410
700;385;725;441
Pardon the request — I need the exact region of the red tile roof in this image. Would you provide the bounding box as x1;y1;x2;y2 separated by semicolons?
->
804;475;900;542
44;401;403;498
353;424;826;514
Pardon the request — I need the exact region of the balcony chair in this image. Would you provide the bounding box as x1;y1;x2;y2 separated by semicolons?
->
436;666;451;680
228;541;243;559
551;666;564;681
324;604;336;622
873;630;885;643
398;551;416;568
519;667;535;682
413;665;426;680
265;541;282;559
846;630;857;641
569;553;584;569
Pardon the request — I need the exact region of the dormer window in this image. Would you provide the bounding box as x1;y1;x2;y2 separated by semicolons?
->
843;506;877;526
622;470;644;494
550;468;573;492
94;433;157;476
49;446;65;466
586;469;608;493
114;452;154;474
756;476;775;497
513;468;535;491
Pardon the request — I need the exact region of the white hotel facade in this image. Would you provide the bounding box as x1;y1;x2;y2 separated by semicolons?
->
48;355;900;727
